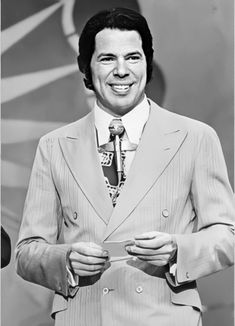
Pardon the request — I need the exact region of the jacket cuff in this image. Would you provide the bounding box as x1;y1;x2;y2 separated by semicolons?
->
66;249;79;297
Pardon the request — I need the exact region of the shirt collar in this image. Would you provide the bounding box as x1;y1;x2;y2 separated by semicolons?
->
94;95;150;146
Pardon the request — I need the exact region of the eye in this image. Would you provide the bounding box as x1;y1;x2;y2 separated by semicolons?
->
127;55;141;62
100;57;114;63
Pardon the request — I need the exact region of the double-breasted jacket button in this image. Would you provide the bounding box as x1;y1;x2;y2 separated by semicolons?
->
103;287;109;295
73;211;78;220
162;209;169;218
136;286;143;294
186;272;190;279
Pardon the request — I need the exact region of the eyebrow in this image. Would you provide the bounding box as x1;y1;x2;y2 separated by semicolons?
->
97;51;143;59
97;53;115;59
126;51;143;57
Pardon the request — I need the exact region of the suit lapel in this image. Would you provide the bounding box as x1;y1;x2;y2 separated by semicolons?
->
59;113;113;224
102;101;188;240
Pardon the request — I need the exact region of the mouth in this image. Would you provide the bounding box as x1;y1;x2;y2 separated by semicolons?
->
109;83;134;94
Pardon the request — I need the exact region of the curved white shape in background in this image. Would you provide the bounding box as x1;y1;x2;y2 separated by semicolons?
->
61;0;78;53
1;64;77;103
2;119;66;144
1;2;63;54
61;0;95;109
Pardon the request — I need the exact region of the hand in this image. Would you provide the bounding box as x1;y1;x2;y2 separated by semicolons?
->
125;231;177;266
69;242;109;277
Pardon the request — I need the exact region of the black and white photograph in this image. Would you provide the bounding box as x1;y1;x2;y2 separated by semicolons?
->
1;1;234;326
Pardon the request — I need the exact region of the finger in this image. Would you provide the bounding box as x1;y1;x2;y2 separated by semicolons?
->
78;247;108;258
73;268;103;277
70;252;108;265
135;235;172;249
137;257;169;266
87;242;104;249
134;231;159;240
126;245;172;256
134;239;164;249
126;246;156;255
136;254;172;262
71;243;108;258
71;261;105;272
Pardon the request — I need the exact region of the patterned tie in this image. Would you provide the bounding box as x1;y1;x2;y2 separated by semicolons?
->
98;119;137;206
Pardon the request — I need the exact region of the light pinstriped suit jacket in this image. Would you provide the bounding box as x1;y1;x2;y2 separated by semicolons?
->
16;100;235;326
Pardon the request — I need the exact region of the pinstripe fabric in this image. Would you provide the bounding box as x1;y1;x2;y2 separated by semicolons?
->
16;100;234;326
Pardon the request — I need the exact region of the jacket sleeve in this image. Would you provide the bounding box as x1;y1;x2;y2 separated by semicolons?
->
15;137;77;297
170;125;235;285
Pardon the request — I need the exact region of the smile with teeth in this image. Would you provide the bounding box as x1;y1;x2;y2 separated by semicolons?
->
110;83;133;93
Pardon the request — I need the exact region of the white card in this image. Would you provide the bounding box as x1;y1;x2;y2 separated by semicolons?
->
103;239;135;261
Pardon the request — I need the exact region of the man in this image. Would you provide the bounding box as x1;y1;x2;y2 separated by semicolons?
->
16;7;234;326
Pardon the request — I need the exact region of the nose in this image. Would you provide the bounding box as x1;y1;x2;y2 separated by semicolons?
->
113;58;129;78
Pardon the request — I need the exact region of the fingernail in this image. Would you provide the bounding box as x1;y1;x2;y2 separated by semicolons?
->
103;250;109;256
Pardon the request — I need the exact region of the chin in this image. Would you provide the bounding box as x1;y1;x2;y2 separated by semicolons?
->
111;105;134;116
111;99;136;113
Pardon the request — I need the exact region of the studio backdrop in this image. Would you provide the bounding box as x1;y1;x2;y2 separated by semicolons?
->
1;1;234;326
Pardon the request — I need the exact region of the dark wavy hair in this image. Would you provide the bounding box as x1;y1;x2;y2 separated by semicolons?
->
77;7;154;90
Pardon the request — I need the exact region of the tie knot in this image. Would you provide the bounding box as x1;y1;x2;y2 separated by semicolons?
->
109;119;125;137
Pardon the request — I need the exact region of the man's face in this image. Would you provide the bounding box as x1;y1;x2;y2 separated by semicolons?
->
90;28;147;116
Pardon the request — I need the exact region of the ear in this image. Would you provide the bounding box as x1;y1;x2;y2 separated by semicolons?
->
84;77;94;90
